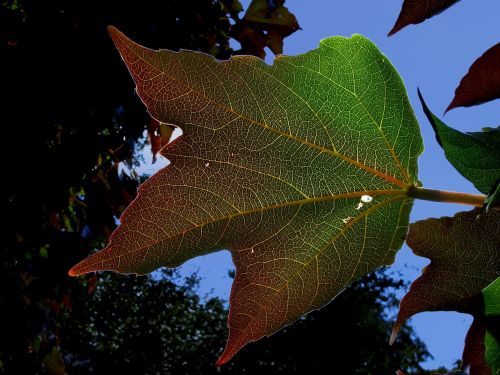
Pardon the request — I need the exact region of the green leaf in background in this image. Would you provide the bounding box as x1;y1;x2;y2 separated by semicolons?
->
485;333;500;375
483;278;500;374
485;178;500;214
483;278;500;317
418;90;500;195
70;27;424;363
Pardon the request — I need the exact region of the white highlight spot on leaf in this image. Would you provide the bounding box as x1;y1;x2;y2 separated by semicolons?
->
356;202;364;210
342;216;353;224
361;195;373;203
205;162;210;167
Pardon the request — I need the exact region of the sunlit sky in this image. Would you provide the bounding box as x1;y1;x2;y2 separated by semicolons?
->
139;0;500;370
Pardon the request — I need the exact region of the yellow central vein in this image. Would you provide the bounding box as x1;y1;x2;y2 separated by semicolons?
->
73;189;406;274
119;37;407;188
284;56;411;184
237;59;338;153
237;195;405;346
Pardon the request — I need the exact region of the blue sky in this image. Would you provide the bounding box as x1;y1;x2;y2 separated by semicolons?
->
142;0;500;370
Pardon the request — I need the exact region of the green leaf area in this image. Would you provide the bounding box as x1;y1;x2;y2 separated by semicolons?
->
70;28;423;363
418;90;500;195
484;278;500;374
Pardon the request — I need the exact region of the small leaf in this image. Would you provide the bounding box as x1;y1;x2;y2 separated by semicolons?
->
39;244;49;259
391;208;500;343
222;0;244;14
70;27;424;363
148;118;175;162
232;0;300;58
484;178;500;214
388;0;460;36
447;43;500;112
419;91;500;195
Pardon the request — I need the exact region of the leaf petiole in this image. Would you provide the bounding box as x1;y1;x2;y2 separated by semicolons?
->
407;186;487;207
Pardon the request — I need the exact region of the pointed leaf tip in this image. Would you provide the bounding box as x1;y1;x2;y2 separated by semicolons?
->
107;25;124;45
67;267;78;277
388;0;459;36
446;42;500;112
389;324;400;345
214;357;226;367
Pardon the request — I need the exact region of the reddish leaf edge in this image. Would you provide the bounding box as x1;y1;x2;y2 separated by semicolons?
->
387;0;460;37
68;26;150;278
445;42;500;113
69;25;415;366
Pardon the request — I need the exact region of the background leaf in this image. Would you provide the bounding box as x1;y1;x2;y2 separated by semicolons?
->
419;91;500;195
447;43;500;112
388;0;460;36
483;278;500;374
70;28;424;363
484;179;500;214
392;208;500;340
485;332;500;375
462;320;491;375
231;0;300;58
392;209;500;373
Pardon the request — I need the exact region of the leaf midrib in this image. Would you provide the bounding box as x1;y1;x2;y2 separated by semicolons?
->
118;33;409;189
256;43;412;183
224;194;405;359
73;189;406;274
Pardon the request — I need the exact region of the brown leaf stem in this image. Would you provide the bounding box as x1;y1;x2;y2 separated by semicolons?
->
407;186;488;207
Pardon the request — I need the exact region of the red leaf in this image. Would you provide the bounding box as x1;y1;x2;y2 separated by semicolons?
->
87;275;97;294
61;293;72;312
462;320;491;375
388;0;459;36
148;118;175;162
391;209;500;344
447;43;500;112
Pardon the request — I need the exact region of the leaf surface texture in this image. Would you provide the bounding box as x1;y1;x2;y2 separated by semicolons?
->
70;27;423;363
392;209;500;343
447;43;500;112
419;91;500;195
388;0;460;36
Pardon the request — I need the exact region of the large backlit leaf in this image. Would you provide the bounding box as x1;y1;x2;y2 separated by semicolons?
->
447;43;500;112
419;91;500;195
70;27;423;363
388;0;460;36
392;209;500;343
